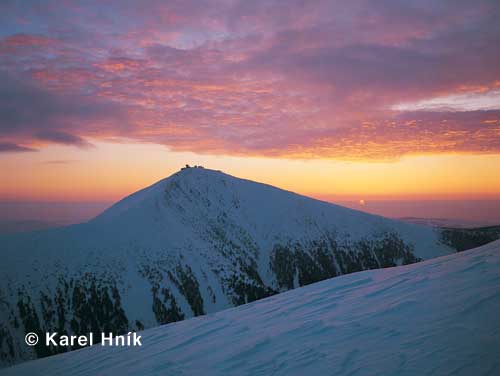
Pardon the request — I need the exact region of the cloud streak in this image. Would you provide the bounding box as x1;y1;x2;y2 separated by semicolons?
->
0;142;37;153
0;0;499;160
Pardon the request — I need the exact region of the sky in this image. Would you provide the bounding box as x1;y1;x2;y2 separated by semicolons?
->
1;1;499;222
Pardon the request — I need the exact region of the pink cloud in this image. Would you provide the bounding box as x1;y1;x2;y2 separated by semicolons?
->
0;1;499;158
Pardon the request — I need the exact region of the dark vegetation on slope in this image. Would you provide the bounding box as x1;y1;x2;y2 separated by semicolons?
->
168;265;205;316
270;232;420;290
5;275;130;360
225;257;276;306
0;231;421;365
440;225;500;252
140;264;185;325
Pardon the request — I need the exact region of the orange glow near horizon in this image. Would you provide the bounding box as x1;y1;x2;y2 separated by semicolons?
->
2;141;500;203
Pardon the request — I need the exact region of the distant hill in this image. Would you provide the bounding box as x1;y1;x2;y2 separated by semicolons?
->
439;225;500;252
0;220;62;235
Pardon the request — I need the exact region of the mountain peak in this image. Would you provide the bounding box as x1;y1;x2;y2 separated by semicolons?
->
174;165;228;181
94;166;226;222
0;165;455;367
179;164;207;172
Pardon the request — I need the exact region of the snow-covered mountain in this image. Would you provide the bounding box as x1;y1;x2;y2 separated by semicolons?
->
3;240;499;376
0;167;454;366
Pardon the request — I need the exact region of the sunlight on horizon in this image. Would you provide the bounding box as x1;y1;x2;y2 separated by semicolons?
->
2;141;500;204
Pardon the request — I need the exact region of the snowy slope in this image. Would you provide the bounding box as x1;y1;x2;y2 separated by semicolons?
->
3;240;499;376
0;167;454;366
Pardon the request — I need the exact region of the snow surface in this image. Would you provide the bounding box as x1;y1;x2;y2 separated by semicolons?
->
0;167;456;366
3;240;499;376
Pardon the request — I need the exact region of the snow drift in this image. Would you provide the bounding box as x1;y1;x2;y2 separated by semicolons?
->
3;240;499;376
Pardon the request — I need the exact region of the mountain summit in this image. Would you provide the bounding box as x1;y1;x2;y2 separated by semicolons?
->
0;167;453;366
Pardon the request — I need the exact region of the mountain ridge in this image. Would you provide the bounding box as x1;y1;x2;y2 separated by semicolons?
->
0;167;453;366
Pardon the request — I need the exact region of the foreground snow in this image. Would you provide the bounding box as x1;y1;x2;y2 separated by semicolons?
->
4;240;500;376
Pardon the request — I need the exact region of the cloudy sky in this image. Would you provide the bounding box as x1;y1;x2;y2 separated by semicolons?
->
0;0;499;218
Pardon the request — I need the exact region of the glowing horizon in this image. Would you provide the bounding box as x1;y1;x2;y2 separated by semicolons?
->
2;141;500;203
